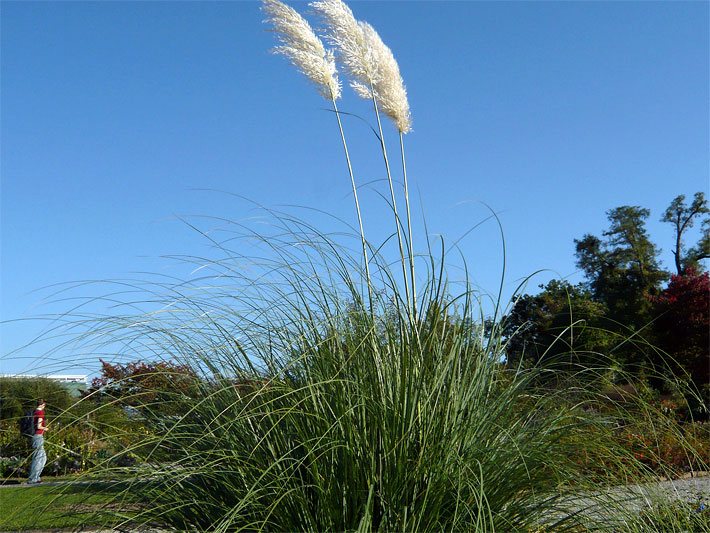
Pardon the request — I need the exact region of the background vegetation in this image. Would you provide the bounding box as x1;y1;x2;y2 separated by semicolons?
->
0;376;142;479
503;192;709;419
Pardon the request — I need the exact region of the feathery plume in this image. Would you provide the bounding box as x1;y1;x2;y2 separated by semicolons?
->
311;0;411;133
359;22;411;133
310;0;374;87
262;0;341;100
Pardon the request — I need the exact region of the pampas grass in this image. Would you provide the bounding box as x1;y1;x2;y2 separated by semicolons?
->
40;1;707;531
56;212;706;531
263;0;372;301
262;0;340;100
310;0;411;133
312;0;415;317
356;21;411;134
310;0;373;95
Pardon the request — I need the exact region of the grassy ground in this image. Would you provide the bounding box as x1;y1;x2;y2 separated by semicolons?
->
0;482;135;531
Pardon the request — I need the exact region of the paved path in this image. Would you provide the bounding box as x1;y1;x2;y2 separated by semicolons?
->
0;479;126;489
551;472;710;526
624;474;710;510
0;480;92;488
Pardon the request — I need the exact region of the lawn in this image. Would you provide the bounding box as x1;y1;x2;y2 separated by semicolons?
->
0;482;136;531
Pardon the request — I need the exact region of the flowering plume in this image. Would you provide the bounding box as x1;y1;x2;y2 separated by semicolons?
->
359;22;411;133
310;0;373;84
262;0;341;100
311;0;411;133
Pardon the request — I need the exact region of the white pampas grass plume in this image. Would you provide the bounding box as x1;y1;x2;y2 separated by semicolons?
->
359;22;411;133
311;0;411;133
262;0;341;100
310;0;373;85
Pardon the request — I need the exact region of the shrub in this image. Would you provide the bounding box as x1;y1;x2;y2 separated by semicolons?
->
619;420;710;476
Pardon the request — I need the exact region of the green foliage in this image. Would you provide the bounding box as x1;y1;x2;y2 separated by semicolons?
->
502;280;616;369
575;206;667;334
0;425;28;475
0;377;74;422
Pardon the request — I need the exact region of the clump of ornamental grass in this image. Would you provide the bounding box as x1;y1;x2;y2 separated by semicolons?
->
56;215;705;532
34;0;705;531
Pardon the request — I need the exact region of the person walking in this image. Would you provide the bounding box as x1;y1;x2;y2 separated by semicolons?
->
27;399;47;484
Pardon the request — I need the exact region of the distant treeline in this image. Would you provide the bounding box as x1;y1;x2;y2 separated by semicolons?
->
502;192;709;406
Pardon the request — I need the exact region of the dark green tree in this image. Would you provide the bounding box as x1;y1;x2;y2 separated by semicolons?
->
0;377;74;422
575;206;668;332
503;280;614;369
661;192;709;275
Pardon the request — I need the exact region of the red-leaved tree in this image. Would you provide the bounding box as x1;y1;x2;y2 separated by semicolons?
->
651;267;709;388
89;359;200;414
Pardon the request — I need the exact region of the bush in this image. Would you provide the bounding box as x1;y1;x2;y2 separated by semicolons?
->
0;455;24;478
0;420;30;458
619;420;710;476
0;388;143;478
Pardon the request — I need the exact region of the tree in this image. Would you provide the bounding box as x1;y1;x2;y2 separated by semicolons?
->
575;206;667;332
0;377;74;422
88;359;200;415
650;267;709;388
661;192;710;275
508;194;707;386
503;280;614;369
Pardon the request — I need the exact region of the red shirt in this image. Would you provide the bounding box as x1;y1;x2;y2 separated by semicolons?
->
34;409;45;435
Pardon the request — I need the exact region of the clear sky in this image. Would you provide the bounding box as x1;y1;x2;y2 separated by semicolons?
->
2;1;708;376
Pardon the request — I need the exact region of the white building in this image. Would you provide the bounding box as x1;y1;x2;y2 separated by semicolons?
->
1;374;88;385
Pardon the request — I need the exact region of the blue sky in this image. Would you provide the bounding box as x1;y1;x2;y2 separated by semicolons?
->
2;1;708;376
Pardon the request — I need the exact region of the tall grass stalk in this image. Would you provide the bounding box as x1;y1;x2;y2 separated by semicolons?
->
332;97;373;309
400;130;416;317
262;0;373;306
311;0;415;322
370;94;413;322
